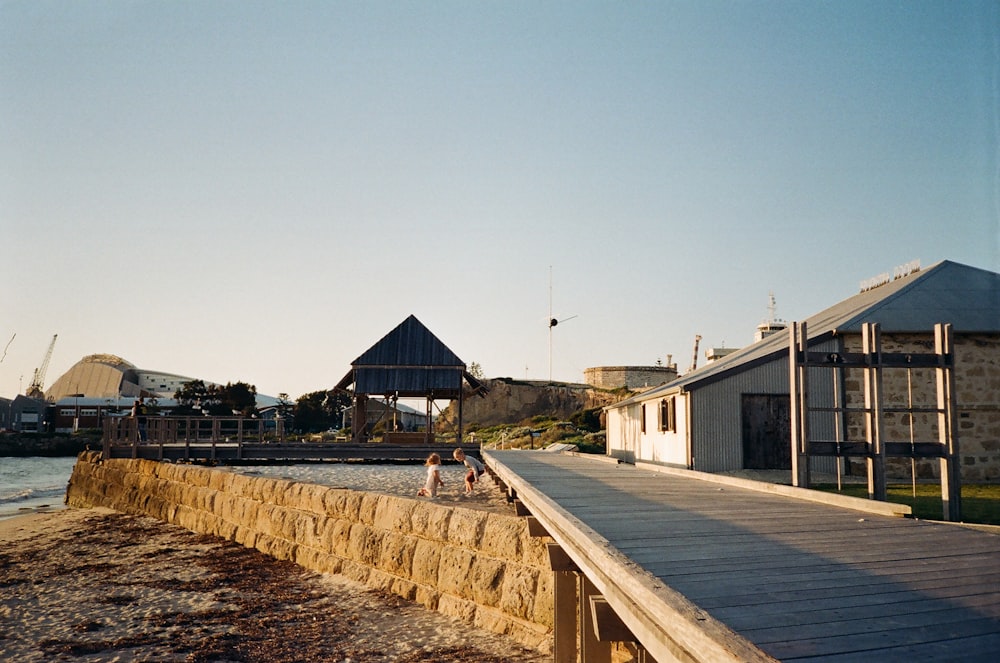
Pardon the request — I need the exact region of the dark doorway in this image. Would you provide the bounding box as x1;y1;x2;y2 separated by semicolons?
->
742;394;791;470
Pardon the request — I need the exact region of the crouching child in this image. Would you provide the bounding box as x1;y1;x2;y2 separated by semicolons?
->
453;448;485;494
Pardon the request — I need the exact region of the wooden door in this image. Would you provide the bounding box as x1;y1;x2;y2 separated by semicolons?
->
742;394;791;470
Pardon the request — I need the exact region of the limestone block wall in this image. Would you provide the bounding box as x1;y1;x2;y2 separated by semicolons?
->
65;452;553;651
584;365;678;390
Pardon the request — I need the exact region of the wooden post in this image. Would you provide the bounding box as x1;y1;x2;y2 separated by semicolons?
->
457;370;464;444
425;395;433;444
789;322;811;487
580;576;611;663
548;544;579;663
863;323;887;501
352;396;367;444
936;323;961;521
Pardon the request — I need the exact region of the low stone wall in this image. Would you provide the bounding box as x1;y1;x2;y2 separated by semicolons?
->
65;452;553;652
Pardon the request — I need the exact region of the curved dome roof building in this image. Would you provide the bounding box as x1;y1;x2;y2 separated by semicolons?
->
46;354;196;402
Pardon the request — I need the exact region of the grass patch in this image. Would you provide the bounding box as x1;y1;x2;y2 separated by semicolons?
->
814;483;1000;525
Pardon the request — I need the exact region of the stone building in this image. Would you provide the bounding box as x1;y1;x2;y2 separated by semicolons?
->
606;260;1000;482
583;365;678;391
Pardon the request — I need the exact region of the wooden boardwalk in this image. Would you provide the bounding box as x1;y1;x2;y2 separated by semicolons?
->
485;451;1000;662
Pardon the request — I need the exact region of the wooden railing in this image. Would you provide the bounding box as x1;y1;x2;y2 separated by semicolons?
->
101;416;477;462
104;415;285;447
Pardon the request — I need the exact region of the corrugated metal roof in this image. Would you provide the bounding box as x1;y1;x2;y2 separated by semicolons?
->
336;315;474;396
353;315;464;368
616;260;1000;406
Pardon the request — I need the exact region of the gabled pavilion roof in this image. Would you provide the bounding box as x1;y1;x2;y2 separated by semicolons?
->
335;315;486;397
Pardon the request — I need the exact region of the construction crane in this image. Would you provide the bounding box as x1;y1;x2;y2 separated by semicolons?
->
25;334;57;399
688;334;702;374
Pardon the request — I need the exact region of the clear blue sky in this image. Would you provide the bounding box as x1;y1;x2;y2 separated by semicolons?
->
2;1;997;400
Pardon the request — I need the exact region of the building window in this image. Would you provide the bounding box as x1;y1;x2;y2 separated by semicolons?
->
60;408;75;416
641;404;647;433
659;397;676;432
81;408;97;416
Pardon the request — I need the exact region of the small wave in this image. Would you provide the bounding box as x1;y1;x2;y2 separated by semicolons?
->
0;486;66;505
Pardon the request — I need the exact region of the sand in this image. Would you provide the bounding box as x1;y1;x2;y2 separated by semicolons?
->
222;461;514;514
0;503;546;662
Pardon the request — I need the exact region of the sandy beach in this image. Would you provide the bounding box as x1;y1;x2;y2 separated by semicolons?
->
0;471;547;662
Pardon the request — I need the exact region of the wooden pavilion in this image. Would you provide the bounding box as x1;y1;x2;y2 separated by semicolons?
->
334;315;488;444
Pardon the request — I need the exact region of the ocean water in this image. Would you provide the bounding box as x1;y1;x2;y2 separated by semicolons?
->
0;455;77;520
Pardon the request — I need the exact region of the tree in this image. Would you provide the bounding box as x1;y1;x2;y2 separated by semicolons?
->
218;381;257;416
277;393;292;418
173;380;258;416
174;380;213;415
468;361;484;380
293;390;351;433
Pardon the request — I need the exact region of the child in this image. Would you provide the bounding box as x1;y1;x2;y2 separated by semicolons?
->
416;452;444;497
453;448;485;494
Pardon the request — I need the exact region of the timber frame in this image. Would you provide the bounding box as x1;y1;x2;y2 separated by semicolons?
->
333;315;487;444
789;321;961;520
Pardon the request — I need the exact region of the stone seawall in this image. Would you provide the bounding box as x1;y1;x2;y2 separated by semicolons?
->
65;452;553;651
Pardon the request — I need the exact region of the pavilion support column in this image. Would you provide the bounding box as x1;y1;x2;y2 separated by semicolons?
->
352;396;367;444
425;395;433;444
457;382;464;445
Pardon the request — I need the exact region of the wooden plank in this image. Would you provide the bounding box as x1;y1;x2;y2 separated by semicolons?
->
644;559;1000;589
714;591;1000;631
743;606;1000;644
688;575;1000;611
799;632;1000;663
762;615;1000;659
651;569;1000;607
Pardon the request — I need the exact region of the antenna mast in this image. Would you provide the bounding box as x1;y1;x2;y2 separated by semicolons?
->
547;266;577;382
549;266;554;381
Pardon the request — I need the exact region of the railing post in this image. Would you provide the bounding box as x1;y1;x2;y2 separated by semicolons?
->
936;323;961;521
789;322;811;487
863;323;887;501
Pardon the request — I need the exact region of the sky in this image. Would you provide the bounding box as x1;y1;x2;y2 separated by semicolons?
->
2;1;998;401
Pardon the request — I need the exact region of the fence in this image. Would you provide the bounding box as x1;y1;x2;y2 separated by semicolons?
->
104;415;285;447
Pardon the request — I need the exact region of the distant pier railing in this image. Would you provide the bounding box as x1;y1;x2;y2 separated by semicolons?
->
104;415;283;447
102;416;478;462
